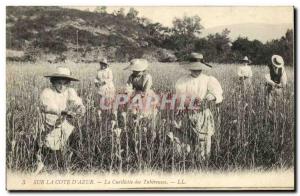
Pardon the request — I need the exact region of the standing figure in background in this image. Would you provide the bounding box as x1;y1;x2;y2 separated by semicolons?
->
237;56;253;93
236;57;253;147
94;58;116;111
265;55;287;107
175;53;223;161
36;66;85;174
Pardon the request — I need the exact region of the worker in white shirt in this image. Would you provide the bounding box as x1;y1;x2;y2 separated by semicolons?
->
237;56;253;93
175;53;223;160
94;58;116;110
124;58;158;119
36;66;85;174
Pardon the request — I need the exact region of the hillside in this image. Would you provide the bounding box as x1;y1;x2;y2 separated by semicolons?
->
6;7;293;64
6;6;175;62
201;23;293;43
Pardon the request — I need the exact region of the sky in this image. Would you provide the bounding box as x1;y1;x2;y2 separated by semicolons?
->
68;6;294;29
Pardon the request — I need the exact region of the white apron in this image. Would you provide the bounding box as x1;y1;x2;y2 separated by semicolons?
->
45;120;74;150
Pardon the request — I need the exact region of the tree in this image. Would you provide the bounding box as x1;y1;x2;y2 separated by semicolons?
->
231;37;265;64
263;29;293;66
172;15;203;37
116;8;125;17
138;17;151;27
231;30;294;65
94;6;107;14
168;15;204;59
195;29;231;63
126;7;138;20
282;29;293;65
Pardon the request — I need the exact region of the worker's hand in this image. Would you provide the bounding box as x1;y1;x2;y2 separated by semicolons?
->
206;94;216;101
194;97;201;103
270;82;277;87
172;120;182;129
76;106;86;116
95;81;101;87
68;111;77;117
125;84;134;96
140;92;146;98
61;110;76;117
101;81;106;86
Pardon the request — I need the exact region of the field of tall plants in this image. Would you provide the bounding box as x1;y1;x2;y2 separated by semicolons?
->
6;61;294;174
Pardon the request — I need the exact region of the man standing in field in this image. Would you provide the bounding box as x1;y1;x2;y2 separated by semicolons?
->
36;66;85;174
175;53;223;161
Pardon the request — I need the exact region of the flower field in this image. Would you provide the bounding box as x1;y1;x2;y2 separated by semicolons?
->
6;61;295;173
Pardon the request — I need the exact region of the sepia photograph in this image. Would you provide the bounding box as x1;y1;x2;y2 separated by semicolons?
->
6;5;295;191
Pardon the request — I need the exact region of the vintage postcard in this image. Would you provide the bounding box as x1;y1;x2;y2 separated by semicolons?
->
6;6;295;191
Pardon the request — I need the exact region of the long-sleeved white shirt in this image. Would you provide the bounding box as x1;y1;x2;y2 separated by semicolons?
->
175;74;223;104
95;68;114;84
237;65;253;78
40;87;85;125
94;68;115;97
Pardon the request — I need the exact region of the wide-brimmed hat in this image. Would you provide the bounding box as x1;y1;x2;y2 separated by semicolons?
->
271;55;284;68
124;59;149;71
99;57;108;65
241;56;251;63
44;66;79;81
182;52;212;71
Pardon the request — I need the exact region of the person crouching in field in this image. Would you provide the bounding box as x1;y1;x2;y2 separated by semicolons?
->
124;58;158;120
175;53;223;161
123;59;158;163
237;56;253;94
94;58;116;120
265;55;287;107
36;66;85;174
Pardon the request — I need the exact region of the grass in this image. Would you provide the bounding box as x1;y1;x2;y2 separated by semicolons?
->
6;61;295;174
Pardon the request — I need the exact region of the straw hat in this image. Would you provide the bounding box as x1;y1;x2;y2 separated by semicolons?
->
241;56;251;63
44;66;79;81
100;57;108;65
271;55;284;68
124;59;149;71
182;52;212;71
